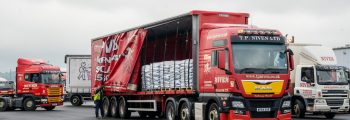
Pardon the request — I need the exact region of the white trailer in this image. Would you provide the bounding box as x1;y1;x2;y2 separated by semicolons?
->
64;55;91;106
288;43;349;119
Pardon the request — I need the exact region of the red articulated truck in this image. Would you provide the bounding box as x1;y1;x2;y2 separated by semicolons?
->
0;58;64;111
91;10;294;120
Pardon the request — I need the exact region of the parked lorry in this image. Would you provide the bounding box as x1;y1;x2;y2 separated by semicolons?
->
91;10;294;120
288;43;349;119
0;58;63;111
64;55;92;106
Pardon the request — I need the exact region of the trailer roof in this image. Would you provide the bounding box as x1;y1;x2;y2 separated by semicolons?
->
91;10;249;41
64;54;91;63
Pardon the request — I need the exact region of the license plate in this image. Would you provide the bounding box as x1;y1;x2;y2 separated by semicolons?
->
52;103;57;106
256;108;271;112
331;109;338;112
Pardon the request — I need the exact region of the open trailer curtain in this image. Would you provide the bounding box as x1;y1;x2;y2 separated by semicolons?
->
91;29;147;93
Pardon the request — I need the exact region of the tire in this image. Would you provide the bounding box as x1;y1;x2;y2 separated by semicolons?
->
70;96;82;106
207;103;219;120
23;98;37;111
293;99;305;118
324;113;336;119
43;106;56;111
110;97;119;118
118;97;130;119
166;101;176;120
0;98;8;111
179;102;191;120
102;96;110;117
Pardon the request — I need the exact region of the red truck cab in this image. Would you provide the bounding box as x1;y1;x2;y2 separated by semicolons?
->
0;58;64;111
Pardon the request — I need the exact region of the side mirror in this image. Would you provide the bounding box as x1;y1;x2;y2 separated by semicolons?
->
286;49;294;71
218;49;232;75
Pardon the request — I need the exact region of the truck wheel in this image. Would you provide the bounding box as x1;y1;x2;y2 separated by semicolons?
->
43;106;56;111
0;98;8;111
110;97;119;118
207;103;219;120
23;98;37;111
324;113;336;119
166;101;176;120
70;96;82;106
293;99;305;118
102;96;110;117
179;102;191;120
118;97;130;118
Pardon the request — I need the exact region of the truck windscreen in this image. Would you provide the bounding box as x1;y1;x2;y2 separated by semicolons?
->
316;69;348;85
41;73;61;84
0;81;13;90
231;44;288;74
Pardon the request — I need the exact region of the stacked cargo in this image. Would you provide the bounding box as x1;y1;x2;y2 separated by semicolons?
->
142;59;193;91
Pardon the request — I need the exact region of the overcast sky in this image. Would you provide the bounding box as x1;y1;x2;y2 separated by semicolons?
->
0;0;349;72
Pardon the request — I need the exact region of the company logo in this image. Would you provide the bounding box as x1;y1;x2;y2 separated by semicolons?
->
320;56;334;61
215;77;229;83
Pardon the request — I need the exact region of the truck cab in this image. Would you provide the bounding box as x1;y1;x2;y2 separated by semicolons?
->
289;44;349;119
0;58;64;111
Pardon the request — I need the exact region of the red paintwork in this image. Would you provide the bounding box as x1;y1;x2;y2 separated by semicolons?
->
15;58;63;106
223;110;291;120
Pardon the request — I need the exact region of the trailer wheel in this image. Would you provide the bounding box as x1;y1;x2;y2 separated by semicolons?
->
102;96;110;117
118;97;130;118
70;95;82;106
110;97;119;118
43;106;56;111
0;98;8;111
166;101;176;120
293;99;305;118
324;113;336;119
23;98;37;111
207;103;219;120
179;102;191;120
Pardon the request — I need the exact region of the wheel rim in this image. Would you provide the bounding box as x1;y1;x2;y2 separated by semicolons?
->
209;107;218;120
294;104;300;116
181;105;189;120
103;99;109;115
26;100;33;108
72;97;79;104
119;100;125;116
167;104;174;120
0;100;4;108
111;100;116;115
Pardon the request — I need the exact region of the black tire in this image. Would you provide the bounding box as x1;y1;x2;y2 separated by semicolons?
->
43;106;56;111
324;113;336;119
23;98;37;111
118;97;130;119
70;96;82;106
207;103;219;120
293;99;305;118
110;97;119;118
0;98;8;111
179;102;191;120
102;96;110;117
166;101;176;120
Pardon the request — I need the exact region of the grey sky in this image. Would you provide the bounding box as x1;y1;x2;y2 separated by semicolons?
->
0;0;349;72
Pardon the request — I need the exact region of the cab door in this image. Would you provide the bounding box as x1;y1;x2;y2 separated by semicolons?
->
294;65;316;98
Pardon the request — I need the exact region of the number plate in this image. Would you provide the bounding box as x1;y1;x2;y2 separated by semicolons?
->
256;108;271;112
331;109;338;112
52;103;57;106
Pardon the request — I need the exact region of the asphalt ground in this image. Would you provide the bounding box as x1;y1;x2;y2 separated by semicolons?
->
0;101;350;120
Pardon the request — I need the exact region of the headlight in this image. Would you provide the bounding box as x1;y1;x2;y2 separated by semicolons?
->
315;99;326;104
345;99;349;104
282;101;291;108
232;101;245;108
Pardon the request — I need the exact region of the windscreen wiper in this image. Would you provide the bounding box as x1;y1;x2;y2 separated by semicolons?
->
262;68;281;74
239;68;259;74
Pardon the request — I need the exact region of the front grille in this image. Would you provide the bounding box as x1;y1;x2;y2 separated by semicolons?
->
48;88;61;96
323;90;347;94
326;99;344;106
48;97;61;103
248;100;277;118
